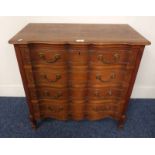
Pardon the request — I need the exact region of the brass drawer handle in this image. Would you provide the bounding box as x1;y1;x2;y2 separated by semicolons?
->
44;91;62;99
94;90;112;98
96;72;115;83
97;53;130;64
43;74;61;83
48;107;64;112
107;90;112;96
39;53;61;63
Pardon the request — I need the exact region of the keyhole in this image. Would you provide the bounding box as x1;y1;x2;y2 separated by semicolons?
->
78;52;80;55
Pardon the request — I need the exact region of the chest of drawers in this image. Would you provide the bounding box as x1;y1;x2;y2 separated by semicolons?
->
9;24;150;128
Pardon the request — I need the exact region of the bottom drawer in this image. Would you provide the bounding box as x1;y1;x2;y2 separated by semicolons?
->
39;100;68;120
87;103;120;112
37;99;123;120
86;101;123;120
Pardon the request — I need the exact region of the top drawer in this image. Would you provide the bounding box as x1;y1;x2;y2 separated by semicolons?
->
20;44;138;67
90;45;138;66
24;44;89;66
29;44;67;66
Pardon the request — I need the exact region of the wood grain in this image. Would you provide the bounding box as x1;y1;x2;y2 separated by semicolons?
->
9;24;151;45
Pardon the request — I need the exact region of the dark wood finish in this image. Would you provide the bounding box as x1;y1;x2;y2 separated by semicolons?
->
9;24;150;128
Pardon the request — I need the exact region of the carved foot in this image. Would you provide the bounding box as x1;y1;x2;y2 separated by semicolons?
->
118;114;126;129
31;120;37;129
118;122;124;129
29;115;37;129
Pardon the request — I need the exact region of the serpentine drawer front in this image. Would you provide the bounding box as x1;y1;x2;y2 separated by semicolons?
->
9;23;151;128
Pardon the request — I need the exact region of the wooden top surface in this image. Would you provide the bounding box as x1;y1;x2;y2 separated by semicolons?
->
9;23;151;45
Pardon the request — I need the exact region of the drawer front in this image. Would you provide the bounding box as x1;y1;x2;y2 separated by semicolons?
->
88;87;127;100
87;103;121;112
90;45;138;66
29;44;67;66
33;67;67;87
28;44;89;66
31;66;88;87
89;67;133;87
36;87;68;100
39;100;68;120
86;101;123;120
30;87;87;100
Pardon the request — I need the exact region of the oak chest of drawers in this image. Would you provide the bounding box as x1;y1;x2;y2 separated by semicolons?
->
9;23;150;128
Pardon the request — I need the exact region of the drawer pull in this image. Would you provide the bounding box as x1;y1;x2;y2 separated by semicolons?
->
97;53;130;64
48;107;64;112
107;90;112;96
96;72;115;83
95;90;112;98
44;91;62;99
43;74;61;83
39;53;61;63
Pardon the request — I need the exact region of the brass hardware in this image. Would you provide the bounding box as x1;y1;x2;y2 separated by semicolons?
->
94;89;112;98
107;89;112;96
114;53;120;60
96;72;115;83
97;53;130;64
94;91;105;99
44;91;62;99
39;53;61;63
94;91;99;97
43;74;61;83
